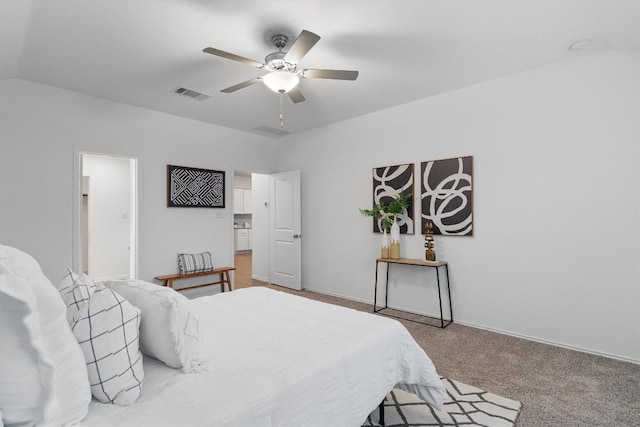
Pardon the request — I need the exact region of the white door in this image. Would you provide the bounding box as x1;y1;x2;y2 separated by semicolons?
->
269;170;301;290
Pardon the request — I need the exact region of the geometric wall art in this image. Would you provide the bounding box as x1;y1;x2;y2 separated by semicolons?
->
372;163;414;234
420;156;473;236
167;165;225;208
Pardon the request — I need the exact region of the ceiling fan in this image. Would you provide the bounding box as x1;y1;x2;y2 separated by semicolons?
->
203;30;359;104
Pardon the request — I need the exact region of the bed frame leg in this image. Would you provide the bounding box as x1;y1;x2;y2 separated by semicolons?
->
379;399;385;426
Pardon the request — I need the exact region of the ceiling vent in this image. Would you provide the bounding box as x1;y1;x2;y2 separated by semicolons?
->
173;86;211;101
251;126;291;138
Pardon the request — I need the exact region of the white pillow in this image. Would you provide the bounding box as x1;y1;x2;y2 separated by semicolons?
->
106;279;203;373
0;266;91;426
61;273;145;405
0;244;42;280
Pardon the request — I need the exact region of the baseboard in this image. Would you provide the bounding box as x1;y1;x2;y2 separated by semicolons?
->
304;287;640;365
303;287;374;306
251;274;269;282
454;319;640;365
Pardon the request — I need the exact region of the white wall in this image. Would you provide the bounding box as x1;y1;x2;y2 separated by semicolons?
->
0;79;279;284
251;173;270;282
276;51;640;362
0;50;638;363
234;174;251;189
83;154;131;280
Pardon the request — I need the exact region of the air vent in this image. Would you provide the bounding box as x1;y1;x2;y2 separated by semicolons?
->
173;87;211;101
251;126;291;138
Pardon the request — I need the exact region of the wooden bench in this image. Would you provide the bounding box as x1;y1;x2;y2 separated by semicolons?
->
155;266;236;293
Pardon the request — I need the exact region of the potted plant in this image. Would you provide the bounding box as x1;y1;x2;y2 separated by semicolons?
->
360;192;410;258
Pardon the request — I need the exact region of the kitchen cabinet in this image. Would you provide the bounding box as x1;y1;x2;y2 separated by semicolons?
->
235;228;252;252
233;189;252;214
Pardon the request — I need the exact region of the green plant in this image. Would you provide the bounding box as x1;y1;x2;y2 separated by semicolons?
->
360;192;410;232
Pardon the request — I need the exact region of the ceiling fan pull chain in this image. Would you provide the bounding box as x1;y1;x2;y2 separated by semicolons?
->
280;93;285;128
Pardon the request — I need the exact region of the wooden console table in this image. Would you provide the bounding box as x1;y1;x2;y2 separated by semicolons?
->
155;266;235;293
374;258;452;328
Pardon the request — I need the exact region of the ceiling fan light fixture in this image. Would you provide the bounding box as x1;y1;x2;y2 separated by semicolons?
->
263;71;299;94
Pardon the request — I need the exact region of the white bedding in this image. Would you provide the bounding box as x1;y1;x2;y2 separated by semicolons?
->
82;287;445;427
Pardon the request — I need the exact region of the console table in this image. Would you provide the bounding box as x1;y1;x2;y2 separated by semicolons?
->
373;258;452;328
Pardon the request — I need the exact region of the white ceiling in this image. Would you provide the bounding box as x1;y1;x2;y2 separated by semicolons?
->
1;0;638;137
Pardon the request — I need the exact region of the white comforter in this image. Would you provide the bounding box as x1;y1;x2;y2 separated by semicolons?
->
82;287;445;426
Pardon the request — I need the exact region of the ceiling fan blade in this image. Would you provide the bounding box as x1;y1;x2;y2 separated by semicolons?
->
302;69;359;80
288;87;306;103
203;47;264;68
284;30;321;64
220;77;262;93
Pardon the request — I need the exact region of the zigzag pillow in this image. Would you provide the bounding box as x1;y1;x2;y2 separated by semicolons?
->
59;273;144;405
177;252;214;274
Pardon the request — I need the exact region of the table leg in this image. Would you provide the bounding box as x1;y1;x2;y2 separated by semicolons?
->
445;264;452;323
224;270;233;291
436;266;444;328
384;262;390;309
373;260;379;312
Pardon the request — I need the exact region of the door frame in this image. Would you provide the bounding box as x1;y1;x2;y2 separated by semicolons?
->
72;146;139;278
231;170;301;288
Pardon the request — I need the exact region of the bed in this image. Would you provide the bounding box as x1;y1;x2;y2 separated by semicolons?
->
0;244;445;427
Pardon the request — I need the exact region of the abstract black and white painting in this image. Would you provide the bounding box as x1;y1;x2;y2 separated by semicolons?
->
421;156;473;236
167;165;225;208
372;163;414;234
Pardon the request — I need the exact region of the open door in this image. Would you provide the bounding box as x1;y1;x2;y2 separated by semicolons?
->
269;170;301;290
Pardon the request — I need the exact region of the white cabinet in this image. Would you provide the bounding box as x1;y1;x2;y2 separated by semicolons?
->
235;228;252;252
236;229;251;251
243;189;252;214
233;189;252;214
236;229;249;251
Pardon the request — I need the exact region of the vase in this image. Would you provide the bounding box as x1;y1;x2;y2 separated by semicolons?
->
380;229;389;258
390;218;400;259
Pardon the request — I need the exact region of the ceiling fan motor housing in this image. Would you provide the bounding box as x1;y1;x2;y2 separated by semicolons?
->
265;34;298;72
264;52;297;72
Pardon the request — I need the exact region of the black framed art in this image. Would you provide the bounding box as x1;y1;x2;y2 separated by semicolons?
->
372;163;415;234
420;156;473;236
167;165;225;208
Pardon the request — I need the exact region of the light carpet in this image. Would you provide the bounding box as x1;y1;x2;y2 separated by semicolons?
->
363;378;522;427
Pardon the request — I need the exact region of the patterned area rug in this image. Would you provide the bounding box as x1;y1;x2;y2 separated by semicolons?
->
363;378;522;427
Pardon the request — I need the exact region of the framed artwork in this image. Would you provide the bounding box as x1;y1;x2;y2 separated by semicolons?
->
372;163;414;234
167;165;225;208
421;156;473;236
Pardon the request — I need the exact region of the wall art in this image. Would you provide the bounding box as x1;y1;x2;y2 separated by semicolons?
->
421;156;473;236
167;165;225;208
372;163;414;234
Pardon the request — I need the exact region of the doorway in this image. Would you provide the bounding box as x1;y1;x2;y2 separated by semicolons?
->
233;171;254;288
231;170;301;290
76;152;137;280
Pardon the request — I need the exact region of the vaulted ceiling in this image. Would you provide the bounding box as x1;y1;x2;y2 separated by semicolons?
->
1;0;638;137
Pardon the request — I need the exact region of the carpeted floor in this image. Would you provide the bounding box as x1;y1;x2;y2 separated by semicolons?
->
231;254;640;427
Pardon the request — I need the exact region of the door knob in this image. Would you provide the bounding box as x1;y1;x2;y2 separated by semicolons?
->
293;234;302;239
